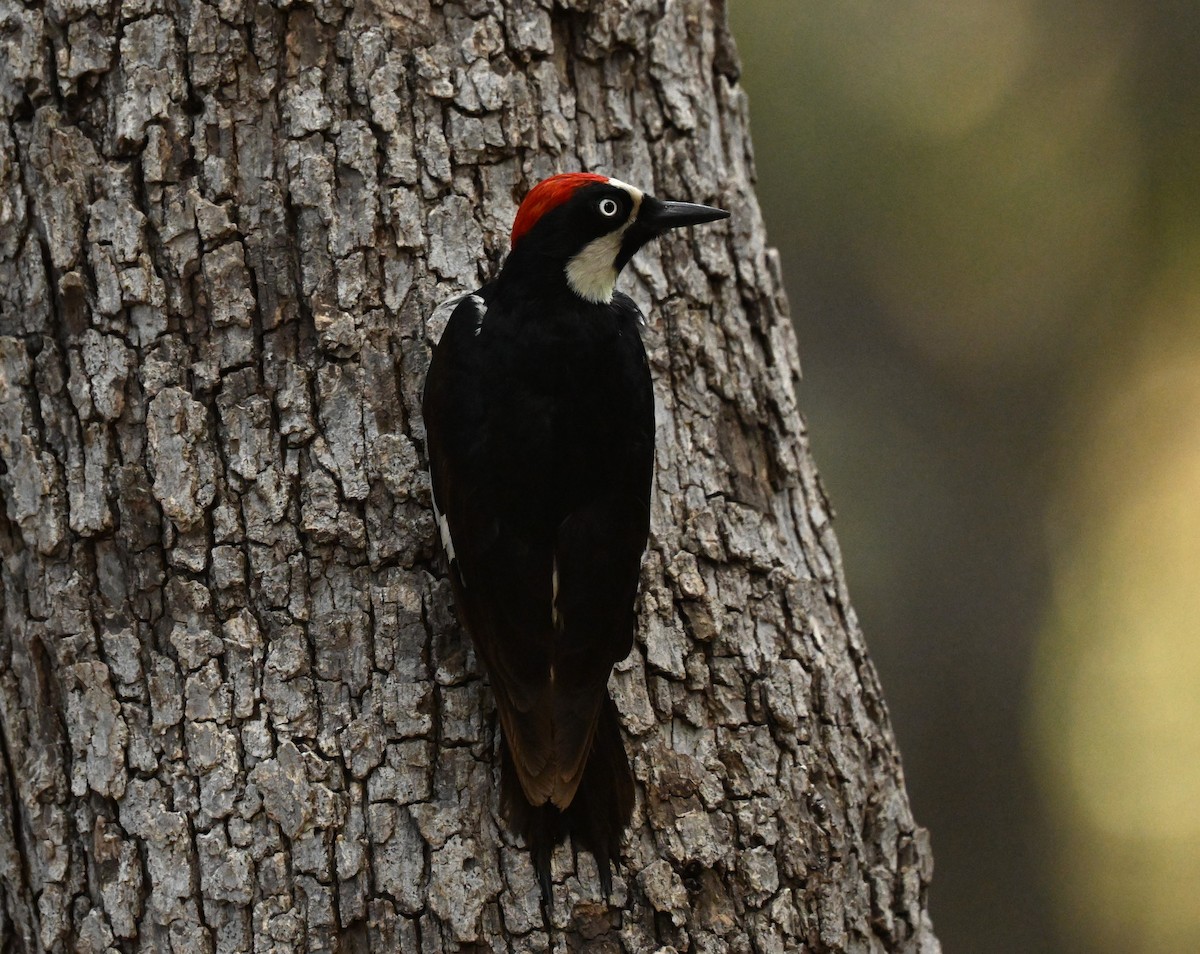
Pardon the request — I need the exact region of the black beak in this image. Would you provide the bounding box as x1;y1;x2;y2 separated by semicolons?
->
615;194;729;272
640;196;730;234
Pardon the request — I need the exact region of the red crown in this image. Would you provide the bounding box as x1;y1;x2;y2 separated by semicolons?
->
511;172;609;248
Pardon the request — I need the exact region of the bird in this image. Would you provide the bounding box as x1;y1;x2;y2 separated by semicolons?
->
421;172;729;905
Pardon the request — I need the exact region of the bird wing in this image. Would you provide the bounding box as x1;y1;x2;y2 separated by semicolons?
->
424;289;557;784
423;289;653;809
540;486;651;805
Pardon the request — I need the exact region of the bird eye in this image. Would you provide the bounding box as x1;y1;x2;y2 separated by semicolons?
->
598;198;620;218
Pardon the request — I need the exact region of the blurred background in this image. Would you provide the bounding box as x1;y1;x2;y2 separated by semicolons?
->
727;2;1200;952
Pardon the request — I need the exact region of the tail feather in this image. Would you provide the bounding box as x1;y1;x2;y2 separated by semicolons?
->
500;695;633;907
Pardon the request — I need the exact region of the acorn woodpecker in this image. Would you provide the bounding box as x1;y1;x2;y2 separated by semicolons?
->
422;172;728;903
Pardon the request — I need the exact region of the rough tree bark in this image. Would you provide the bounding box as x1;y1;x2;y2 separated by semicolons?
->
0;0;938;951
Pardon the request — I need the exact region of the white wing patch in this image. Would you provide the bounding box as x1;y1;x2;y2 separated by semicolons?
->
428;292;488;343
436;506;456;564
432;493;463;586
468;294;488;336
552;557;562;631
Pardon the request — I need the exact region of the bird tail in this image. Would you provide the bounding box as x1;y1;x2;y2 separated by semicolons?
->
499;694;634;907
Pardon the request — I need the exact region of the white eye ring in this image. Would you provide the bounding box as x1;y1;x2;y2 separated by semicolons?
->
598;198;620;217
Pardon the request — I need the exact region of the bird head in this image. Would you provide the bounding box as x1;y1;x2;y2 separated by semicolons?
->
505;173;729;304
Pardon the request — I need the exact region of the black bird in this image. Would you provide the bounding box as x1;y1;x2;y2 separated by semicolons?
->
422;172;728;903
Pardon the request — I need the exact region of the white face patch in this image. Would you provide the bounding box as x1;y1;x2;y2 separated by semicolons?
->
564;179;644;304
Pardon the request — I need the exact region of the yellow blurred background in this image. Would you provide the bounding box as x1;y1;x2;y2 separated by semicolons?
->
728;2;1200;951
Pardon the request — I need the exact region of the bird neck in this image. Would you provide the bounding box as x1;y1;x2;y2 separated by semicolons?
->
497;243;622;312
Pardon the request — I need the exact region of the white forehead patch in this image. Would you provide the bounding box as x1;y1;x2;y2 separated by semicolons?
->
564;179;645;304
605;177;644;205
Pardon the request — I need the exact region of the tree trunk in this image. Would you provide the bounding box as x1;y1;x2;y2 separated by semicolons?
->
0;0;938;951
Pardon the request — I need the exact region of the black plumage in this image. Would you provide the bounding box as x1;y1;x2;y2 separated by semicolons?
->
422;174;727;904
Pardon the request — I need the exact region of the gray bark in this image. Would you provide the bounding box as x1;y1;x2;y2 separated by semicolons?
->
0;0;938;951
